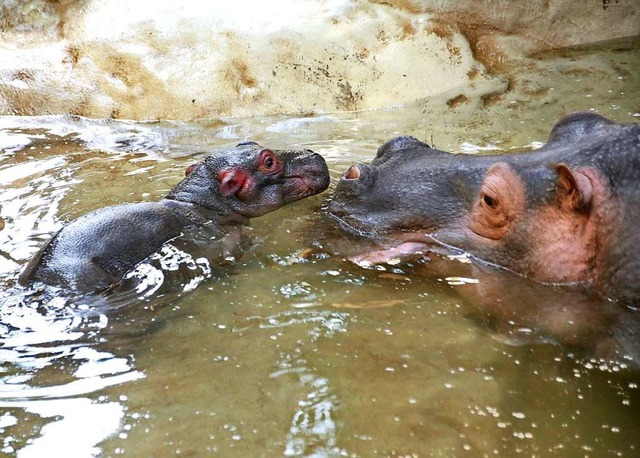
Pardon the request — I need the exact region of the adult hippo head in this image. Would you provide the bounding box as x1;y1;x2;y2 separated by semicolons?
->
328;113;640;304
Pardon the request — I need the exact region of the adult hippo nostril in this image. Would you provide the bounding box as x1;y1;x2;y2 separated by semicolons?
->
339;163;375;186
343;165;361;180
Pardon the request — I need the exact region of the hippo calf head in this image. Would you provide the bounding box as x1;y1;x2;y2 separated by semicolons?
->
329;113;640;303
168;142;330;222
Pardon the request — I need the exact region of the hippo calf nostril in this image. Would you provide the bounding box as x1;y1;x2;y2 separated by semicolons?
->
344;165;361;180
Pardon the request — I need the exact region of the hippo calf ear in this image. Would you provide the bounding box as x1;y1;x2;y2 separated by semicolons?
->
185;163;200;176
218;169;248;196
554;163;593;213
236;141;260;148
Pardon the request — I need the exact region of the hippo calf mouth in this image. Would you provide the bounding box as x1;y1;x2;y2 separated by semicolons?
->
279;149;331;204
283;174;330;203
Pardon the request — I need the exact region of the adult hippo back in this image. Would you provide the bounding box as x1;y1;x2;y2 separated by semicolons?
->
328;113;640;304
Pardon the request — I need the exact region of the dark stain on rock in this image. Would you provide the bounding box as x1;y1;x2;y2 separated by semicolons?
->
428;21;455;40
336;80;362;111
69;100;88;116
400;21;416;39
13;70;34;82
456;23;511;73
559;67;599;77
355;48;370;61
446;94;469;108
522;86;550;98
466;66;480;80
64;45;80;66
225;59;257;94
236;61;257;88
481;91;503;108
446;41;462;58
109;55;131;85
481;75;515;107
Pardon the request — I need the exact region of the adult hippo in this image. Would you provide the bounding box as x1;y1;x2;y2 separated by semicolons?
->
20;142;330;293
328;112;640;304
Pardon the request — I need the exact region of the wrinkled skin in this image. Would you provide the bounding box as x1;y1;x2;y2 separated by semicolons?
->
20;142;329;293
329;113;640;304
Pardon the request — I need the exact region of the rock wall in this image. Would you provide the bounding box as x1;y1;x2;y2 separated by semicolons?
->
0;0;638;120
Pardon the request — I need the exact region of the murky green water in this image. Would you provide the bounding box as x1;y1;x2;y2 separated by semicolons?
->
1;37;639;456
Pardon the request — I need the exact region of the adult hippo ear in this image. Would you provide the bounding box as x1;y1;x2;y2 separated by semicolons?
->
553;163;593;213
468;162;526;240
546;112;615;146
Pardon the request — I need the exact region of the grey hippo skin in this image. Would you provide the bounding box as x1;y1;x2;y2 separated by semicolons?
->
20;142;329;293
328;112;640;304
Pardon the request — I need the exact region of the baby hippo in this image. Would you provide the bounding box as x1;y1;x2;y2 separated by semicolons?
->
19;142;329;293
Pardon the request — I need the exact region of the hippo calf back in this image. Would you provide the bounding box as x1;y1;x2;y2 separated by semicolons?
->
329;113;640;303
20;142;329;293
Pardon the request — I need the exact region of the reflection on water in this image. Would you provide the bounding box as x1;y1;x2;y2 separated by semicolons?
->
0;36;639;456
253;310;349;456
1;399;124;457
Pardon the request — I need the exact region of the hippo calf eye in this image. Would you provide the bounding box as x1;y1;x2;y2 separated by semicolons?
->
258;150;280;174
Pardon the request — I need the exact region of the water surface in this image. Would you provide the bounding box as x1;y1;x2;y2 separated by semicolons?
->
0;37;639;456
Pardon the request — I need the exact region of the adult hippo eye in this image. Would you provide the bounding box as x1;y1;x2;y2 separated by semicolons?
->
482;193;499;209
469;162;524;240
258;149;280;174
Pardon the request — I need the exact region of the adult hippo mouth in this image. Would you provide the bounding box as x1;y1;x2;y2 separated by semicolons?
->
346;237;449;267
327;203;458;267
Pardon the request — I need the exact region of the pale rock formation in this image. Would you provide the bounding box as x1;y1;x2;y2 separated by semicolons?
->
0;0;638;120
